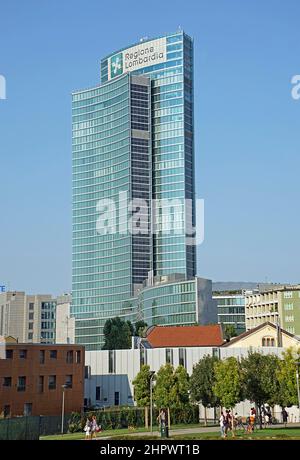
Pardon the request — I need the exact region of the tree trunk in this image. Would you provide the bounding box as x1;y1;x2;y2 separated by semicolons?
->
167;407;171;431
204;406;207;426
258;404;262;430
145;406;148;429
231;407;235;437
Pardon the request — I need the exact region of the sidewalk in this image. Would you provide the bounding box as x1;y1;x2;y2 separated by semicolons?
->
99;422;300;440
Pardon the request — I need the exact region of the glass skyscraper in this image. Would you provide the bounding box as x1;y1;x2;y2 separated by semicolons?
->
72;31;214;350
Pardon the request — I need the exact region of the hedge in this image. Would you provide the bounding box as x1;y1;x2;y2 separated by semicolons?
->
68;405;199;433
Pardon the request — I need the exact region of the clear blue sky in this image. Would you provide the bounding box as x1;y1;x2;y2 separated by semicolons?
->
0;0;299;294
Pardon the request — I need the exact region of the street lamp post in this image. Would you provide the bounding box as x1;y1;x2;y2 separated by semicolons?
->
296;362;300;423
149;371;155;433
61;384;68;435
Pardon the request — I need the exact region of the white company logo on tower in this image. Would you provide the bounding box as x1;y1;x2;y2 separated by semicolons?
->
108;37;167;81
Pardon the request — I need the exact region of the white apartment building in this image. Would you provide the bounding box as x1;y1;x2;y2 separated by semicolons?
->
0;291;74;344
245;285;300;336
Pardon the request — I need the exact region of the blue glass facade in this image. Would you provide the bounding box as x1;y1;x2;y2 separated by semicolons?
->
101;31;196;280
72;32;199;350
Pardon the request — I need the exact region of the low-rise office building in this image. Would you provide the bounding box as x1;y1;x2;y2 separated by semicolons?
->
0;342;84;417
245;285;300;336
213;292;246;335
0;291;74;344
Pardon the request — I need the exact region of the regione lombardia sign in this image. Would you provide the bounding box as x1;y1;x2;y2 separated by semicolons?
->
108;37;167;80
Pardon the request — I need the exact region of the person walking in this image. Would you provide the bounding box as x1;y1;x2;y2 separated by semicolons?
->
225;410;232;437
91;415;99;439
282;408;288;427
84;417;92;440
249;407;256;432
219;411;226;438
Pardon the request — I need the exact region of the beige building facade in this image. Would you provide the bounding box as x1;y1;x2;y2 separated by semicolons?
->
223;322;300;348
245;286;300;336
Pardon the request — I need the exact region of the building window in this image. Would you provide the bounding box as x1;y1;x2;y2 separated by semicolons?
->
50;350;57;359
17;376;26;392
66;351;73;364
65;375;73;389
84;365;90;379
19;349;27;359
48;375;56;390
284;291;293;299
96;386;101;401
165;349;173;365
29;303;34;310
140;349;147;367
28;333;33;340
76;350;81;364
24;403;32;416
40;350;45;364
114;391;120;406
3;405;10;418
3;377;12;387
262;337;275;347
179;348;186;368
285;315;294;323
109;350;116;374
5;349;13;359
38;376;44;393
28;322;33;330
29;312;34;320
212;348;220;358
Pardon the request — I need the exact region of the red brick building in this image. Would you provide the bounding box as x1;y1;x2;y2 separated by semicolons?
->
0;343;85;417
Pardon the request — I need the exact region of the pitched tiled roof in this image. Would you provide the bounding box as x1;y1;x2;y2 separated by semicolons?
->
146;324;224;348
222;321;300;347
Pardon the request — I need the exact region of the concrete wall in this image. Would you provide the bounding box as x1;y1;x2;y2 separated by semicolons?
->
84;346;299;419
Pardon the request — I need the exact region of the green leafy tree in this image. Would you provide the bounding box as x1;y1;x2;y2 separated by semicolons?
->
134;320;148;337
102;317;132;350
153;364;175;410
190;355;220;425
277;347;300;407
153;364;190;427
213;357;244;434
170;365;190;408
241;352;281;428
132;365;153;427
223;324;237;342
126;320;134;336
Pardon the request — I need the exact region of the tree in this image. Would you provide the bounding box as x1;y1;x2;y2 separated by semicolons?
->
277;347;300;407
223;324;237;342
170;366;190;408
153;364;176;410
153;364;190;427
241;352;281;428
132;365;153;428
213;357;244;434
102;317;132;350
134;321;148;337
126;320;134;336
190;355;220;425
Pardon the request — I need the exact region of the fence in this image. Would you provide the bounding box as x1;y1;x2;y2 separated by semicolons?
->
0;414;71;440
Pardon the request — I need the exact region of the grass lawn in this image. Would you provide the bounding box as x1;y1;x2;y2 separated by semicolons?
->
39;423;207;441
170;427;300;441
40;425;300;441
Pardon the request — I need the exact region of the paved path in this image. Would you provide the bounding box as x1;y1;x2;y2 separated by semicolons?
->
100;423;300;440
